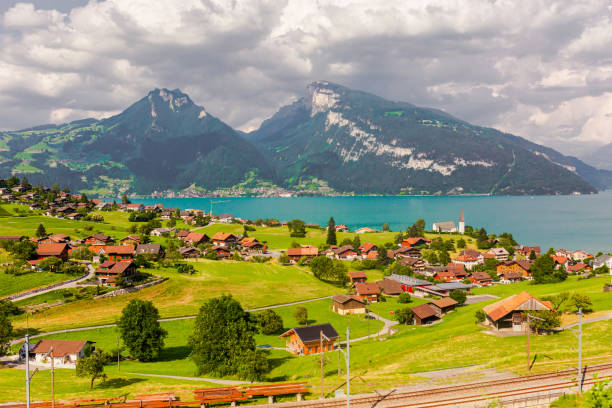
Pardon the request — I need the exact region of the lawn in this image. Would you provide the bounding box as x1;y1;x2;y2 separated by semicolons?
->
0;270;75;298
11;260;343;333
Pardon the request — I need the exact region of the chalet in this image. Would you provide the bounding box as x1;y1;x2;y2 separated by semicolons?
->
179;246;200;258
428;297;458;316
66;212;83;220
482;291;554;332
119;235;140;246
280;323;339;355
97;245;135;262
433;270;461;282
94;202;111;211
393;246;421;258
216;213;234;223
552;255;569;269
555;249;571;258
432;221;456;233
401;237;430;248
31;340;94;369
354;282;380;302
332;245;358;260
176;230;190;240
355;227;376;234
347;271;367;285
125;203;144;212
48;234;70;244
568;263;590;273
184;232;210;245
399;257;426;271
446;263;468;278
500;271;523;283
571;250;593;262
335;224;350;232
241;239;265;254
96;261;138;286
160;210;174;219
287;245;319;263
453;250;484;270
358;243;378;256
470;272;493;286
366;251;379;260
332;294;366;315
135;244;164;259
517;246;541;258
496;260;531;278
211;232;239;247
209;246;230;259
36;243;69;261
411;304;440;325
593;255;612;271
376;279;403;296
386;274;431;293
150;228;173;236
84;234;114;246
486;247;510;261
11;185;26;193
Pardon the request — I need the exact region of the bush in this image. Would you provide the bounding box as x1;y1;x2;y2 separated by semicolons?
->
395;308;413;324
475;310;486;323
278;254;290;264
294;306;308;325
256;310;284;335
398;292;412;304
570;293;593;314
449;289;467;305
175;263;196;274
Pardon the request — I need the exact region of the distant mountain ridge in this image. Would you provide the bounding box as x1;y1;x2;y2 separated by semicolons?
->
0;82;610;196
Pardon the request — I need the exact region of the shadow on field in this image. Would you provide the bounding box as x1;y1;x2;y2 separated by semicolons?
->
156;346;191;362
97;377;146;389
265;355;291;382
13;327;41;338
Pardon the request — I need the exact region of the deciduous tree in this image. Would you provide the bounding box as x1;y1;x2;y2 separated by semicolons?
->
76;351;106;389
117;300;167;361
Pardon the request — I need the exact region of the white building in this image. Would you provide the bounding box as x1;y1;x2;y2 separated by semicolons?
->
432;209;465;233
30;339;93;369
458;208;465;234
593;255;612;272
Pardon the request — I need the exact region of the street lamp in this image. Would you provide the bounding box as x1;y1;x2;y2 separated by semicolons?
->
566;308;583;393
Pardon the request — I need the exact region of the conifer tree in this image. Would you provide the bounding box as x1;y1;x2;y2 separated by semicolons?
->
326;217;337;246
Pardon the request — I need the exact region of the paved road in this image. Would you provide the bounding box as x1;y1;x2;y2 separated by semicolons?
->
562;313;612;329
464;294;499;305
9;262;96;302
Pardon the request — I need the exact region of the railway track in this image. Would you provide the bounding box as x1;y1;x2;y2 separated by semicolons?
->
286;362;612;408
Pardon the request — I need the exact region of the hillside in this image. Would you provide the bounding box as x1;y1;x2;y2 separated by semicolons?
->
0;89;273;196
250;81;609;195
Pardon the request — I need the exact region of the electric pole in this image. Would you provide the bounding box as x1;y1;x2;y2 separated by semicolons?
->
117;334;120;372
50;347;55;408
320;330;324;399
25;314;30;408
346;326;350;408
525;313;545;372
578;308;583;393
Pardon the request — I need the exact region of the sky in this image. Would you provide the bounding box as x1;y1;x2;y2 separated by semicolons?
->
1;0;612;159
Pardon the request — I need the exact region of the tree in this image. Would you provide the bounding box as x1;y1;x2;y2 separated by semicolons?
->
457;238;466;249
528;310;560;334
287;219;306;238
531;254;561;284
438;250;451;266
175;263;195;275
278;254;290;264
395;308;414;324
570;293;593;313
167;218;176;228
352;235;361;251
310;256;333;279
256;309;284;335
7;240;37;260
80;193;89;203
529;250;537;260
121;194;130;204
326;217;337;246
474;310;486;323
188;295;269;381
117;300;167;361
0;308;12;356
386;261;412;277
376;246;389;267
76;351;106;389
36;223;47;238
398;292;412;304
382;223;390;232
38;256;62;272
294;306;308;325
449;289;467;305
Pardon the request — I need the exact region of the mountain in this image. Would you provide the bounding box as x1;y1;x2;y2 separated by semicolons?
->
0;89;274;196
250;81;609;195
579;143;612;171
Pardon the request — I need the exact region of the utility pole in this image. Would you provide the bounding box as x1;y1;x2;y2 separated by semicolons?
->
346;326;350;408
50;347;55;408
568;308;584;393
525;313;545;372
25;314;30;408
117;334;120;372
320;330;324;399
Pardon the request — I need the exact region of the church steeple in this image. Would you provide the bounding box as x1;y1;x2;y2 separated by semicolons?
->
459;208;465;233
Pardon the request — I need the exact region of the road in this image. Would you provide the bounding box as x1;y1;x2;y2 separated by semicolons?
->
8;262;96;302
562;312;612;329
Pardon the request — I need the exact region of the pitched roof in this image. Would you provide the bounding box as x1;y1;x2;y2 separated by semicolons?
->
90;233;112;242
433;221;456;230
102;245;135;255
135;244;162;255
411;304;438;320
354;282;381;296
333;245;355;255
402;237;430;246
109;261;134;275
472;272;492;281
359;243;377;253
36;243;68;257
212;232;238;241
387;274;430;286
348;271;367;279
376;279;403;295
482;291;553;322
435;282;472;290
32;340;90;357
430;297;458;308
48;234;70;243
280;323;339;343
185;232;209;243
332;294;365;305
287;245;319;256
120;235;140;241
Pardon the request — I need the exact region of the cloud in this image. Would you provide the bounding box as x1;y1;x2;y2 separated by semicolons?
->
0;0;612;159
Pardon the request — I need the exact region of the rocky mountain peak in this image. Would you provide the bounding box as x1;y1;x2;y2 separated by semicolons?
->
304;81;346;116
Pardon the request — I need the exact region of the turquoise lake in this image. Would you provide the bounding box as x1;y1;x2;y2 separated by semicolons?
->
131;191;612;253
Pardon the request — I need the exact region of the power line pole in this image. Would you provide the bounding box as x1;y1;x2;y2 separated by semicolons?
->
50;347;55;408
320;330;324;399
117;334;120;372
346;326;350;408
577;308;583;393
25;314;30;408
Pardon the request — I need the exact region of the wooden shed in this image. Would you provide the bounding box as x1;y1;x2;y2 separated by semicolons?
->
332;294;366;315
280;323;339;355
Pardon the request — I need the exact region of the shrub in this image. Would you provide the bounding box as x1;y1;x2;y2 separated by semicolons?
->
398;292;412;304
395;308;413;324
278;254;290;264
256;310;284;335
449;289;467;305
475;310;486;323
294;306;308;325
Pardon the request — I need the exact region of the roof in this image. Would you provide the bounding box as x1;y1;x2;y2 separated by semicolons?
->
109;261;134;275
354;282;380;296
185;232;209;243
402;237;430;246
387;274;430;286
487;247;509;255
102;245;135;255
177;230;190;237
90;233;112;242
359;243;377;253
212;232;238;241
0;235;24;240
435;282;472;290
348;271;367;279
482;291;553;322
433;221;456;230
430;297;458;308
332;294;365;305
472;272;492;281
287;245;319;256
552;256;568;264
376;279;403;295
120;235;140;241
333;245;355;255
179;246;199;254
280;323;339;343
32;340;90;357
217;213;233;218
36;243;68;257
568;263;588;272
49;234;70;242
135;244;162;255
411;304;438;320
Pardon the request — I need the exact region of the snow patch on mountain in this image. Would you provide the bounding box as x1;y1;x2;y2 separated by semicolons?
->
198;108;207;119
533;151;577;173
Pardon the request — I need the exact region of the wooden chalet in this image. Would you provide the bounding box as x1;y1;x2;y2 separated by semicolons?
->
393;246;421;258
399;257;426;271
376;279;402;296
36;243;69;261
517;246;541;258
209;246;231;259
135;244;164;259
179;246;201;258
358;243;378;256
428;297;458;316
184;232;210;245
94;245;135;262
96;261;138;286
496;260;531;278
347;271;367;285
84;233;114;246
470;272;493;286
332;245;358;260
482;291;554;332
287;245;319;263
332;294;366;315
411;304;440;325
280;323;339;355
119;235;140;246
354;282;380;302
211;232;239;247
401;237;430;248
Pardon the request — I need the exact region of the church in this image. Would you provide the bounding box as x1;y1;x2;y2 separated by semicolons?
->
432;209;465;233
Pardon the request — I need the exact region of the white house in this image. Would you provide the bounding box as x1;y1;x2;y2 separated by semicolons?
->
486;247;510;261
592;255;612;273
432;221;457;233
31;340;93;369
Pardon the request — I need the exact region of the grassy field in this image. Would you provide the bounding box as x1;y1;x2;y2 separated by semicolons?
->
11;260;343;333
0;270;75;298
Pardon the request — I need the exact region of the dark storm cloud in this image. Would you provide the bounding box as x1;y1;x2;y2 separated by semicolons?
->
1;0;612;157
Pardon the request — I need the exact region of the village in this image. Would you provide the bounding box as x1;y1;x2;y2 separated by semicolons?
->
0;177;611;406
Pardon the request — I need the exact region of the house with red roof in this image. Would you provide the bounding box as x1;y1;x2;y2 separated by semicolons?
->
358;242;378;256
354;282;381;302
452;250;484;270
36;243;69;261
482;291;554;332
401;237;431;248
287;245;319;263
211;232;239;247
184;232;210;245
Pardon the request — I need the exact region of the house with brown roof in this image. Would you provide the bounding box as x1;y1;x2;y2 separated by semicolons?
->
241;239;265;254
517;246;541;258
48;234;70;244
119;235;140;246
184;232;210;245
482;291;554;332
568;263;590;273
411;304;440;325
287;245;319;263
496;260;531;278
500;271;524;283
95;261;138;286
358;243;378;256
281;323;339;355
209;246;231;259
135;244;164;259
348;271;367;285
31;339;94;368
428;297;458;316
354;282;381;302
393;246;422;259
486;247;510;261
332;245;358;260
36;243;69;261
401;237;431;248
470;272;493;286
179;246;200;258
376;279;403;296
84;233;114;246
211;232;239;247
332;295;366;315
399;257;426;271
